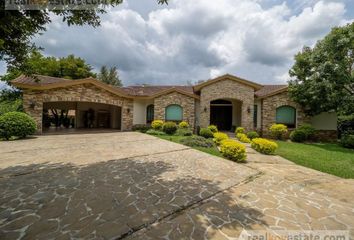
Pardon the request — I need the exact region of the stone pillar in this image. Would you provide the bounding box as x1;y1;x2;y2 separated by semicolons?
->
23;92;43;134
122;99;133;131
241;100;254;131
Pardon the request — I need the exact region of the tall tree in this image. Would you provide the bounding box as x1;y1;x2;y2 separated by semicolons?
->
98;66;122;87
289;22;354;116
1;51;96;84
0;0;167;72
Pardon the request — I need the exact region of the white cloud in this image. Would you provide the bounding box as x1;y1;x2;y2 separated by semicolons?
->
21;0;351;85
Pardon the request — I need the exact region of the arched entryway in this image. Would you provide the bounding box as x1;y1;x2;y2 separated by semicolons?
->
210;99;233;130
42;101;122;133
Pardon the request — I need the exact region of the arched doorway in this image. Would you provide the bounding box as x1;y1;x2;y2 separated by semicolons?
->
210;99;233;130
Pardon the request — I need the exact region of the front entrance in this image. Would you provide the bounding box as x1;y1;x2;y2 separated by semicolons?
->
210;99;233;131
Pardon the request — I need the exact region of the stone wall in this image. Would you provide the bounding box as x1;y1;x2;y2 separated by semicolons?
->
153;92;196;129
261;91;310;135
199;79;255;131
23;83;133;133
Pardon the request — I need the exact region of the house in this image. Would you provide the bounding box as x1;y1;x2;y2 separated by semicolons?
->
12;74;337;139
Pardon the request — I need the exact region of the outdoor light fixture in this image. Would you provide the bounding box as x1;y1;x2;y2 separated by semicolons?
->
247;106;251;114
204;107;207;112
29;101;36;109
127;108;130;113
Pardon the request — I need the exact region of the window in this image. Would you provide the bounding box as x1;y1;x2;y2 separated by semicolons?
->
165;104;183;121
276;106;296;128
253;104;258;128
146;104;154;123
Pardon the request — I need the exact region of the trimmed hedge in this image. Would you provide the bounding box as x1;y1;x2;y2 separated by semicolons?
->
208;125;218;133
220;139;247;162
151;120;164;130
247;131;259;140
181;136;215;148
251;138;278;155
162;122;177;135
132;124;150;133
178;121;189;129
239;134;251;143
341;133;354;149
290;129;307;142
199;128;214;138
213;132;229;145
0;112;37;140
269;124;288;140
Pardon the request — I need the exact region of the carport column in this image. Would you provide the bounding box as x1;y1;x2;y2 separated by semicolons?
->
23;91;43;134
122;99;133;131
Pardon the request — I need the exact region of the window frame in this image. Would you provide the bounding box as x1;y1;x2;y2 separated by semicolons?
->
146;104;154;124
275;105;296;128
165;104;183;122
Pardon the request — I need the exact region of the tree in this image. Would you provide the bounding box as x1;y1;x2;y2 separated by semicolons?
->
0;0;167;72
98;66;122;87
289;23;354;116
1;51;96;84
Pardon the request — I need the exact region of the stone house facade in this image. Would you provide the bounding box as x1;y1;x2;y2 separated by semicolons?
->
12;74;337;137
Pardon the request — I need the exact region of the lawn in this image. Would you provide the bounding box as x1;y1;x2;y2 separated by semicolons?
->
154;134;223;158
276;141;354;179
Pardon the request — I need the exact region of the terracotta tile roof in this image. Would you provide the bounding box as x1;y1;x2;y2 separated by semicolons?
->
121;85;195;97
255;85;288;97
12;74;73;85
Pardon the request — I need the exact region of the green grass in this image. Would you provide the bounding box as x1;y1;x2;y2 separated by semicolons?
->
153;134;223;158
276;141;354;179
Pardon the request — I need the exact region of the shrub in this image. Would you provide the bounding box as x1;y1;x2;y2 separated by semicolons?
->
207;125;218;133
298;124;316;139
162;122;177;135
247;131;259;140
235;127;245;134
213;132;229;145
176;128;193;136
340;133;354;149
151;120;164;130
239;134;251;143
178;121;189;129
269;124;288;140
290;129;307;142
132;124;150;133
146;129;165;135
220;139;247;162
199;128;214;138
0;112;37;140
251;138;278;155
181;136;215;148
236;133;244;140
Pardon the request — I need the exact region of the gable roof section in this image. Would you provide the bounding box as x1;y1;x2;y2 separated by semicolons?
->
121;85;198;99
255;85;288;98
193;74;263;91
11;75;133;99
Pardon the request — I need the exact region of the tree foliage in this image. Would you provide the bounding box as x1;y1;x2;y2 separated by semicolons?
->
289;23;354;116
0;0;168;72
98;66;122;86
1;51;96;83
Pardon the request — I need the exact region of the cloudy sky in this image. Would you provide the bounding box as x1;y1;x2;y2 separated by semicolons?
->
1;0;353;87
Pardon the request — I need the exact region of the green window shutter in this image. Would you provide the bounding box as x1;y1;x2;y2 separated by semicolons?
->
276;106;296;125
165;105;183;121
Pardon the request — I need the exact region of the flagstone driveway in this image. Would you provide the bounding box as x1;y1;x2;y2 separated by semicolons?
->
0;132;353;239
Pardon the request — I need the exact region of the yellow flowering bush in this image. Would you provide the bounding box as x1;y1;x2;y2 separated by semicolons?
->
269;124;288;140
178;121;189;129
213;132;229;145
251;138;278;155
208;125;218;133
220;139;247;162
151;120;164;130
235;127;245;134
239;134;251;143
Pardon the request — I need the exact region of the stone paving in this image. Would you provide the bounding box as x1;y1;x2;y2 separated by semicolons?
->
0;132;353;239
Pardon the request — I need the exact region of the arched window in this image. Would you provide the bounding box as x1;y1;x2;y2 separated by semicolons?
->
276;106;296;128
146;104;154;123
165;104;183;121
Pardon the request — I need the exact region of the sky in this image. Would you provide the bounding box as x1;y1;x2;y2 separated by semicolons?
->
1;0;353;88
